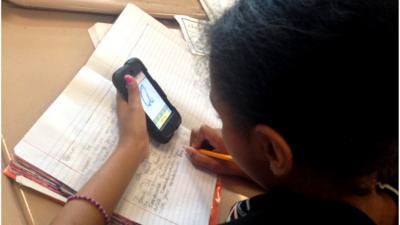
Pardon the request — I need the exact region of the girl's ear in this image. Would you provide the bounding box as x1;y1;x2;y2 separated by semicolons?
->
252;125;293;177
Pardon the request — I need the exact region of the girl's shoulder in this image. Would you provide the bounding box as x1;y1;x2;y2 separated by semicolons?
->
221;189;380;225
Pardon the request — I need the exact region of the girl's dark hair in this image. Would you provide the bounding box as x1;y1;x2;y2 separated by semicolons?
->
209;0;398;186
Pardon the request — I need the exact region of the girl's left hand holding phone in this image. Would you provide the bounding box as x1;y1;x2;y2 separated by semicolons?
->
51;75;150;225
116;75;149;162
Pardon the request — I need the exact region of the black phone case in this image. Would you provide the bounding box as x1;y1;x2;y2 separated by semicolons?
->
112;58;181;143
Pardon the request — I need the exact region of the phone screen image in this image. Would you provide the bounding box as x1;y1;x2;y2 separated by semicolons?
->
136;72;172;129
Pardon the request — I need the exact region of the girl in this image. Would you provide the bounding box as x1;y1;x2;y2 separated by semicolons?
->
52;0;398;224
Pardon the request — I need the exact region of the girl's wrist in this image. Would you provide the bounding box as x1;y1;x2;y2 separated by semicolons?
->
115;141;149;160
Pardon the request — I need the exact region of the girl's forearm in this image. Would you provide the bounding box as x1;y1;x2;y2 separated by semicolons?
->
51;145;143;225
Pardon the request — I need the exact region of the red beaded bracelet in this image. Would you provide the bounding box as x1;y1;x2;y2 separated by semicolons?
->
67;195;111;225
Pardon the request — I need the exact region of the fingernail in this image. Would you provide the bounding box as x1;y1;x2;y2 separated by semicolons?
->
124;75;134;85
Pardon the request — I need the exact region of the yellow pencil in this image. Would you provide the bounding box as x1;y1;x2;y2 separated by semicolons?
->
198;149;233;161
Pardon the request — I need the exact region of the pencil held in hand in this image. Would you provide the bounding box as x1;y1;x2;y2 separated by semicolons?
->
197;149;233;161
186;146;250;178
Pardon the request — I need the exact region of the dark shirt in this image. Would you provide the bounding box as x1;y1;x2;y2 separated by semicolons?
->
221;184;398;225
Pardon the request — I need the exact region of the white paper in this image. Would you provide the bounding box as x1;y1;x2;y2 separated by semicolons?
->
88;23;183;49
116;127;216;225
15;4;220;225
16;66;117;190
86;5;220;130
174;15;210;56
88;22;112;47
15;66;216;225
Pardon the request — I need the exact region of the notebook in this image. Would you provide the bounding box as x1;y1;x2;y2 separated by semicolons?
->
4;4;221;225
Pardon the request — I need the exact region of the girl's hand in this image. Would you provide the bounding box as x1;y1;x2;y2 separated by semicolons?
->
186;125;248;178
116;75;149;162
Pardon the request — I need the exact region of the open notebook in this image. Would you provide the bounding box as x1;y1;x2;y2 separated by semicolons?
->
4;4;221;225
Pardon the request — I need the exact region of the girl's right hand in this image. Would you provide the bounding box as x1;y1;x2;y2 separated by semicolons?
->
186;125;248;178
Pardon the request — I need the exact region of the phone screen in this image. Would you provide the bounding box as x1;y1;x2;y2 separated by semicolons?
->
136;72;172;129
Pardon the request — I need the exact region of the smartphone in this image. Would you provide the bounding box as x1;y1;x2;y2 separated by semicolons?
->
112;58;181;143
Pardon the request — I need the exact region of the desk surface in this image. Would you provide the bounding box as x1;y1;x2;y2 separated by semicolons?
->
7;0;207;19
2;2;263;224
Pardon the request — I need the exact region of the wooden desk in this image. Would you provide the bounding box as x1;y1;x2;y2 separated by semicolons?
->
2;2;263;224
7;0;207;19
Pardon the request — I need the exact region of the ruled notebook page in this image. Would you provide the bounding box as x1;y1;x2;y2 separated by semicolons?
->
87;4;220;130
14;4;219;225
15;66;216;225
